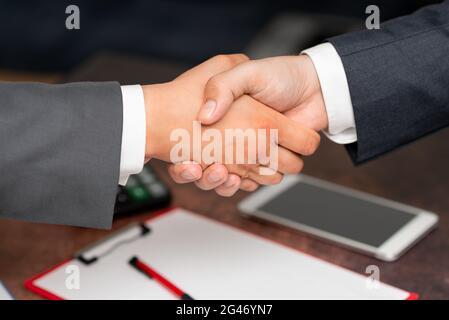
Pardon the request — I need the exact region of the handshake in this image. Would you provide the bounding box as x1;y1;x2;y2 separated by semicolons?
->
143;54;327;196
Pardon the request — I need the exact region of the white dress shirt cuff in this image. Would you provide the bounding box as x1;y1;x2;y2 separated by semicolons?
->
302;43;357;144
119;85;146;185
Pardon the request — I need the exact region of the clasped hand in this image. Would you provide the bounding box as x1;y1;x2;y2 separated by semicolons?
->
143;54;326;196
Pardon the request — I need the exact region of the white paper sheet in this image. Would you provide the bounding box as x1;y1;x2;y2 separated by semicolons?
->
30;208;413;300
0;282;13;300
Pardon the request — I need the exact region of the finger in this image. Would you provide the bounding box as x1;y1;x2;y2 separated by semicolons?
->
215;174;241;197
198;60;261;125
177;54;249;82
194;163;229;191
274;112;321;156
240;179;259;192
273;147;304;175
168;162;203;184
248;170;283;186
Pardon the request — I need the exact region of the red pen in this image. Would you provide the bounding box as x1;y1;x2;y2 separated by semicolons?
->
129;256;194;300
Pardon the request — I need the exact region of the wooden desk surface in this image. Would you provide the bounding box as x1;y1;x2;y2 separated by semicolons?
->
0;57;448;299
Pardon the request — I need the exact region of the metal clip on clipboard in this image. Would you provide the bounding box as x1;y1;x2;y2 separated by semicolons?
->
75;223;151;265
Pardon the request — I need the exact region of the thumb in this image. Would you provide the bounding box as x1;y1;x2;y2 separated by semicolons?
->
198;61;258;125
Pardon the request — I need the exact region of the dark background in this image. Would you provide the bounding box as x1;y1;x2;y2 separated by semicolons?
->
0;0;441;71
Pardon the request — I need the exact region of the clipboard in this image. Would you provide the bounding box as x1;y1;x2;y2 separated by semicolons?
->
24;207;419;300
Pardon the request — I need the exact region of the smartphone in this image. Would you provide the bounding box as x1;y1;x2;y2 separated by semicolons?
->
238;175;438;261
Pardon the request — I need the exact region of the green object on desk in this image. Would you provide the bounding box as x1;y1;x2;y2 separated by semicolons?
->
113;165;171;217
126;176;151;202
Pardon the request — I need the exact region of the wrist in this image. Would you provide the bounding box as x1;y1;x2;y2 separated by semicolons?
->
297;55;329;131
143;81;193;162
311;80;329;132
142;83;165;160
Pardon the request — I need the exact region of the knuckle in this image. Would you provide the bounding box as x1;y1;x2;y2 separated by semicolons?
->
216;188;233;197
260;173;283;185
194;180;209;191
256;115;275;132
247;183;259;192
291;158;304;174
281;156;303;174
212;54;235;68
206;76;222;92
229;53;250;64
252;184;259;191
235;165;252;179
240;179;252;191
271;174;284;184
304;131;321;155
228;174;242;185
211;54;226;61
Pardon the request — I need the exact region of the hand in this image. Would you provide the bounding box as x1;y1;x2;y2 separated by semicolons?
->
170;55;327;195
143;55;320;192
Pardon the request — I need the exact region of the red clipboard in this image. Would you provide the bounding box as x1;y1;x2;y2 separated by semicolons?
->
24;207;419;300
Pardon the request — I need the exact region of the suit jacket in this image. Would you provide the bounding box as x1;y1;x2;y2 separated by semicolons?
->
0;82;122;228
328;0;449;164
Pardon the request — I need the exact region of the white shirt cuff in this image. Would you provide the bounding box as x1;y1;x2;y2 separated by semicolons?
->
302;43;357;144
119;85;146;185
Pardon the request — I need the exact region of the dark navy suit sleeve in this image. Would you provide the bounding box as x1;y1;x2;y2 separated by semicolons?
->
328;1;449;164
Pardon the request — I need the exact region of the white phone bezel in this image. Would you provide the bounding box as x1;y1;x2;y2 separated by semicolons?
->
238;175;438;261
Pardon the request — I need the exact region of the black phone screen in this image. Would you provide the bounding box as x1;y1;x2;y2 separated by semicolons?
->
259;181;415;248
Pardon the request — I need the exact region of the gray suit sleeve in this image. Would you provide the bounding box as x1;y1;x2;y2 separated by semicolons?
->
0;81;123;229
328;1;449;164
